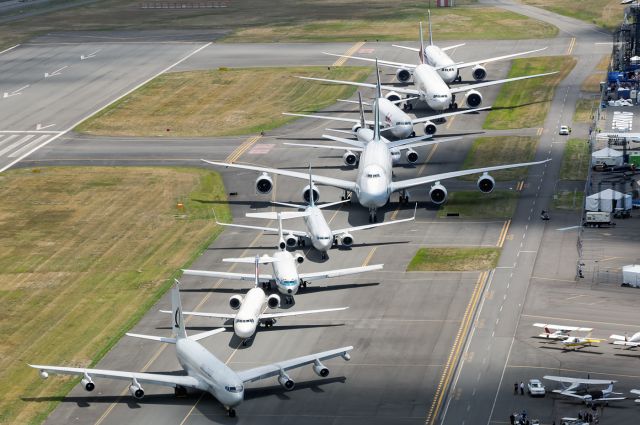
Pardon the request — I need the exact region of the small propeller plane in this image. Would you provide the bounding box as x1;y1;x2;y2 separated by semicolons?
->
560;336;604;350
610;331;640;348
544;376;626;405
533;323;594;340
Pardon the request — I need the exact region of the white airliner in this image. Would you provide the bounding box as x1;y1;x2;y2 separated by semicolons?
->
30;281;353;417
171;256;348;343
610;331;640;348
317;25;555;111
544;376;626;405
389;11;548;84
202;98;550;222
533;323;594;340
183;213;383;299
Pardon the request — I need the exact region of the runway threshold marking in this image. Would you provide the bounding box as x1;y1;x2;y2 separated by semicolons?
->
567;37;576;55
332;41;366;67
225;134;262;163
425;271;489;425
536;127;543;136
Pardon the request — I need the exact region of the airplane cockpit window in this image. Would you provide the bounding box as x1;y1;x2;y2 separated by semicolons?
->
225;385;244;393
367;173;381;178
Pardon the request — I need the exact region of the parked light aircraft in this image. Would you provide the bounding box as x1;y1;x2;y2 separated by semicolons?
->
560;336;604;350
317;25;555;111
544;376;626;405
170;255;348;343
183;213;383;299
630;389;640;403
533;323;594;340
202;97;550;222
610;331;640;348
388;10;548;84
30;281;353;417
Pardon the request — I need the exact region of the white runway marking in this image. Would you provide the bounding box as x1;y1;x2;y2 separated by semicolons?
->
44;66;68;78
36;123;56;130
556;225;580;231
3;84;29;98
0;44;19;55
0;135;35;156
9;135;50;158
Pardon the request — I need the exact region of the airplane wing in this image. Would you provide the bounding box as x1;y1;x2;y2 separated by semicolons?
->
389;159;550;192
453;47;547;70
387;135;460;150
321;134;371;148
631;389;640;395
597;396;627;402
440;43;466;52
322;52;417;69
544;375;616;385
536;334;567;340
236;346;353;383
297;76;420;96
449;71;558;94
534;323;593;332
284;142;364;152
391;44;420;53
29;364;203;390
216;219;309;238
161;309;236;320
612;340;640;347
201;159;358;192
410;106;492;125
260;306;348;319
283;112;374;128
181;269;273;282
300;264;383;282
555;391;587;400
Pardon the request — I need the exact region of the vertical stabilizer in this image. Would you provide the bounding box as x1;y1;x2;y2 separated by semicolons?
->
171;280;187;340
308;164;315;207
418;22;425;64
373;99;381;142
374;59;382;100
357;92;366;129
427;10;433;46
253;255;260;287
277;212;286;250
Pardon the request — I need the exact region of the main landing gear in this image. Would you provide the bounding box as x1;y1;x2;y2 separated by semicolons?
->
321;252;327;260
398;190;410;204
263;318;276;328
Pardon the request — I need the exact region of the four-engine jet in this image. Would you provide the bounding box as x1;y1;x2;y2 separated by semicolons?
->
30;281;353;417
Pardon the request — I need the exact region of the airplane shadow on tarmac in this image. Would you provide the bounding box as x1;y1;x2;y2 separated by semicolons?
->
179;282;381;296
229;324;345;349
538;345;606;355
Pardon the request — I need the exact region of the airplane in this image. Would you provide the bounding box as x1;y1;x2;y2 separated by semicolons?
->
560;335;605;350
183;212;383;300
316;25;555;111
630;389;640;403
544;376;626;405
388;10;548;84
168;255;348;344
30;281;354;417
533;323;594;340
610;331;640;348
202;94;550;223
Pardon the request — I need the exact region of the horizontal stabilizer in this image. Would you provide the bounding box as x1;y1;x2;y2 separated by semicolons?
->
223;255;279;264
126;333;177;344
245;211;311;220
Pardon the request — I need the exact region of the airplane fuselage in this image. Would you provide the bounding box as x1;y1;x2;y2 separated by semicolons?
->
412;64;452;111
377;97;414;139
233;287;266;339
353;140;393;210
176;338;244;408
424;45;459;84
303;206;334;252
271;250;301;295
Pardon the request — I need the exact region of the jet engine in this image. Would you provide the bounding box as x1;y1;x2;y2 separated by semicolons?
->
294;253;304;264
313;360;330;377
385;91;401;103
343;151;358;166
129;382;145;399
390;148;401;165
477;172;495;193
285;233;298;247
429;182;448;205
395;68;412;83
267;294;280;309
464;90;483;108
278;373;295;390
423;121;437;135
229;295;243;310
39;370;49;379
81;375;95;392
351;123;363;133
471;65;487;81
255;172;273;195
302;184;320;204
406;149;419;164
340;233;354;247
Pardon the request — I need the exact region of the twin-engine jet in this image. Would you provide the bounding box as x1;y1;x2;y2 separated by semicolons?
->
183;212;383;298
30;281;353;417
173;255;348;343
544;376;626;405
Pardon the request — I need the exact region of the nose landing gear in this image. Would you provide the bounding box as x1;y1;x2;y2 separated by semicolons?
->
368;209;378;223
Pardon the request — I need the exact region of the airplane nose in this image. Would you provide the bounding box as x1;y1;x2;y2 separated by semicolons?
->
234;323;255;339
287;289;292;294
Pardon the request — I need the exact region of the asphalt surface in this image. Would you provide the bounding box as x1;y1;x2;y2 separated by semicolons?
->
8;1;640;425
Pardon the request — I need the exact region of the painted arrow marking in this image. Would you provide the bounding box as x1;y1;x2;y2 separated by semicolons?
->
36;123;56;130
556;225;581;231
3;84;29;98
44;66;68;78
80;49;100;60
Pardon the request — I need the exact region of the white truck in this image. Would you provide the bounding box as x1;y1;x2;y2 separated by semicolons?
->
584;211;616;227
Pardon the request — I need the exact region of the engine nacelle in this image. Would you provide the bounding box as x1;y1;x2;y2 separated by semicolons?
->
395;68;412;83
267;294;280;309
129;382;145;399
294;253;304;264
229;295;243;310
423;121;437;135
477;172;495;193
342;150;358;167
351;123;362;133
278;373;295;390
471;64;487;81
313;360;330;377
340;233;354;247
429;182;448;205
390;148;401;165
464;90;483;108
81;375;95;392
255;172;273;195
302;184;319;204
385;91;401;103
39;370;48;379
406;149;419;164
285;233;298;247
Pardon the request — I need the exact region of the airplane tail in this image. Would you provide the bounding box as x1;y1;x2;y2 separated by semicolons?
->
277;212;285;250
418;22;425;64
427;10;433;46
373;59;381;142
357;92;366;130
171;280;187;339
308;164;315;207
374;61;382;100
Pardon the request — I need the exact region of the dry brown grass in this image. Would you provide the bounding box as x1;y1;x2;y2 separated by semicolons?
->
0;167;228;424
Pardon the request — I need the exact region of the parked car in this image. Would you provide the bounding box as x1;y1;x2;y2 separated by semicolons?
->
559;125;571;135
527;379;546;396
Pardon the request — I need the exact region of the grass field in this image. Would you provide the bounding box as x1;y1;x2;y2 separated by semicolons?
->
559;139;590;180
574;98;598;123
76;66;369;137
483;56;576;130
437;190;519;218
0;167;229;424
522;0;624;30
553;189;585;210
460;136;538;181
407;247;501;271
0;1;556;50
